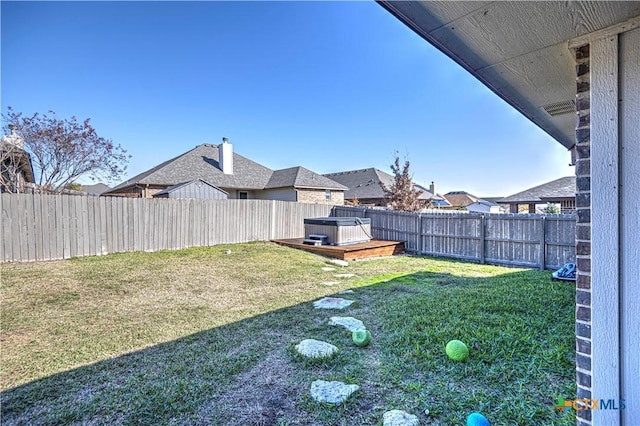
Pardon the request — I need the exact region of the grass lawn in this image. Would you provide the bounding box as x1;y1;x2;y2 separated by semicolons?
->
1;241;576;425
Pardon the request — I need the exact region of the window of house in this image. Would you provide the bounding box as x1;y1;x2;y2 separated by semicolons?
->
238;191;248;200
325;189;331;201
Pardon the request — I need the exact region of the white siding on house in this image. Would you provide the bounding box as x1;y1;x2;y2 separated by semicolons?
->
466;202;503;214
588;27;640;424
619;26;640;424
591;34;620;426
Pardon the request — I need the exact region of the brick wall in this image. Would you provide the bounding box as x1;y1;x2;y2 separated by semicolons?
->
297;189;344;205
574;43;592;426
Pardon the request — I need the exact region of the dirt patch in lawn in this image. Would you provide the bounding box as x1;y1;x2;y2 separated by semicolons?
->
207;350;306;426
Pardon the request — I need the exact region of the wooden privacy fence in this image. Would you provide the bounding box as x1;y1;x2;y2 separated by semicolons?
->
0;194;332;262
332;206;576;270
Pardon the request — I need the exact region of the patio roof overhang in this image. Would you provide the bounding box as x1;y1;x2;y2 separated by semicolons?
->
377;1;640;150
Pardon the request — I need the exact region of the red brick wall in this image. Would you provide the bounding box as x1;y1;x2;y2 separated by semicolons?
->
574;43;592;426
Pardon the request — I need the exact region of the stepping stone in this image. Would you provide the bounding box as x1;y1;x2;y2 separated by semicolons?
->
383;410;419;426
329;316;365;332
321;281;340;286
295;339;338;358
313;297;354;310
334;273;355;278
321;267;336;271
310;380;359;405
338;289;355;294
330;259;349;267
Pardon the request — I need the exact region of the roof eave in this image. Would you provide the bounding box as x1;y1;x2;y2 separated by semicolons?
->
376;0;575;150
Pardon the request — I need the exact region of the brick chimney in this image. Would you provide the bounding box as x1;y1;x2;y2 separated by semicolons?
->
219;137;233;175
429;181;436;195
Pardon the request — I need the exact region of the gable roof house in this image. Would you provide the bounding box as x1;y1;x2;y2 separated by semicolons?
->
378;2;639;423
323;168;443;208
443;191;479;209
498;176;576;214
443;191;504;213
104;139;347;204
1;125;35;193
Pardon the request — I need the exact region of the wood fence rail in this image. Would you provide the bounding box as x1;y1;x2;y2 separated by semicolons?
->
332;206;576;270
0;194;332;262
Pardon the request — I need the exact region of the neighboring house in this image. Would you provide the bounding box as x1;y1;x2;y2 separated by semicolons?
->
1;125;35;193
498;176;576;214
80;183;112;196
104;139;347;205
443;191;503;213
379;2;639;423
153;179;228;200
323;168;443;208
466;199;504;214
443;191;479;210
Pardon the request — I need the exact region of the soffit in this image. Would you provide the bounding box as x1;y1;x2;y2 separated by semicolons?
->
378;1;640;149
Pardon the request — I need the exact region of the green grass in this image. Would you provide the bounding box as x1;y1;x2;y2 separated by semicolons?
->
0;242;576;425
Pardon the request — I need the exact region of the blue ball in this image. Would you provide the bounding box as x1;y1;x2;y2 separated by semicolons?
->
467;412;490;426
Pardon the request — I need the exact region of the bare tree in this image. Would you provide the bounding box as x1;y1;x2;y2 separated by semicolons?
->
382;153;423;212
2;107;130;193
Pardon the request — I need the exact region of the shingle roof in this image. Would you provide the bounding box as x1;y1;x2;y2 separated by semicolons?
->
323;168;394;200
323;168;439;201
443;191;480;208
266;167;348;190
499;176;576;203
108;144;274;192
81;183;111;195
106;144;344;194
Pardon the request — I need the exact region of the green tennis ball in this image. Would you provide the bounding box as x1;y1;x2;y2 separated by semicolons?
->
445;340;469;361
352;329;371;347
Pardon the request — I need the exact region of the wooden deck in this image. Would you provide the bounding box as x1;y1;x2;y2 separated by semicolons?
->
272;238;405;260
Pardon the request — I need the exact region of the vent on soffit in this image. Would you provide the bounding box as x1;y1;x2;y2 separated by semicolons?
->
541;100;576;117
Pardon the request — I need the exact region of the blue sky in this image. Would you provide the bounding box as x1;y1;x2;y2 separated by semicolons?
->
1;1;574;197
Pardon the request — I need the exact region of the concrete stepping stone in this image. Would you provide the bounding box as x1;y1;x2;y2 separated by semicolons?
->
330;259;349;267
334;273;355;278
313;297;354;309
310;380;359;405
321;281;340;286
329;316;365;332
321;267;336;271
383;410;419;426
295;339;338;358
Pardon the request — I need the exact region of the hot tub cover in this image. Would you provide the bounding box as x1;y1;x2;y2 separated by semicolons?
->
304;217;371;226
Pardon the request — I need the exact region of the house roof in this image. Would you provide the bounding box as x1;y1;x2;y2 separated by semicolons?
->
1;144;35;183
106;144;346;195
81;183;111;195
154;179;228;196
444;191;480;208
266;167;348;190
498;176;576;204
469;199;500;208
323;168;439;201
107;144;273;192
377;1;640;149
323;168;393;200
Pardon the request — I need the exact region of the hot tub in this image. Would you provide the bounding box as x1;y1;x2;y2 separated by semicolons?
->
303;217;372;246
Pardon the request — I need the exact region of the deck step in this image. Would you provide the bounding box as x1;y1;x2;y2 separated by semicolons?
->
303;238;324;246
308;234;328;241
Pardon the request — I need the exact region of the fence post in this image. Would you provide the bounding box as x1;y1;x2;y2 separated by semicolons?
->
539;216;546;270
480;215;486;264
415;214;422;254
270;200;275;240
